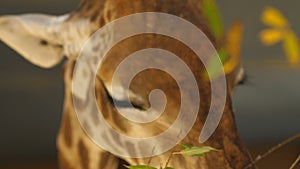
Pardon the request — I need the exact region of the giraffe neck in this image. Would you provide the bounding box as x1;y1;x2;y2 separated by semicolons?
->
57;61;120;169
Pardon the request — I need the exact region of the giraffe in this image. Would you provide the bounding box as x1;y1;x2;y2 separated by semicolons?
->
0;0;255;169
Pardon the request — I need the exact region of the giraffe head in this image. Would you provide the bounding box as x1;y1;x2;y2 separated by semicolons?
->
0;0;252;168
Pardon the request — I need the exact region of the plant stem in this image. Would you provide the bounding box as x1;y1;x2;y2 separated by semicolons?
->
244;133;300;169
164;152;174;169
289;155;300;169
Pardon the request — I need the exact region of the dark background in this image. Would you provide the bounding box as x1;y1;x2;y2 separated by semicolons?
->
0;0;299;168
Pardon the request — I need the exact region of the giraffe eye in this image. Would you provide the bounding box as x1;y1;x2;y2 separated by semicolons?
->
100;80;146;110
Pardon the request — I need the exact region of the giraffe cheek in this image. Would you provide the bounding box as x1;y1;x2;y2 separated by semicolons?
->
61;112;73;148
78;140;90;169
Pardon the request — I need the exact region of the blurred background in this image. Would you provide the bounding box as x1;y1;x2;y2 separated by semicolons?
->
0;0;299;168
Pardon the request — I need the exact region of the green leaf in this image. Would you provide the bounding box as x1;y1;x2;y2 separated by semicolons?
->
202;0;224;40
180;143;193;149
124;165;157;169
165;167;174;169
174;146;217;157
205;48;228;79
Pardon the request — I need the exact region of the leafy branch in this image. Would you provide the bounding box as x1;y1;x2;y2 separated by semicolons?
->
124;144;218;169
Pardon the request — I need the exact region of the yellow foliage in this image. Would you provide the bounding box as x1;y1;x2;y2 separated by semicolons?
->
259;29;285;46
283;32;300;65
223;21;243;74
260;6;300;66
262;6;288;28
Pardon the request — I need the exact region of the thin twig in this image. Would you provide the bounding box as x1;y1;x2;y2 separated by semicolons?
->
147;147;156;166
289;155;300;169
244;133;300;169
147;156;153;166
164;152;174;169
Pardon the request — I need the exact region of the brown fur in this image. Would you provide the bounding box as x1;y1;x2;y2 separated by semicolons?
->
57;0;255;169
78;140;90;169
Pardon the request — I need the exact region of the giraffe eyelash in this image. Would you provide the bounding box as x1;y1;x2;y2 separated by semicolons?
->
97;77;146;110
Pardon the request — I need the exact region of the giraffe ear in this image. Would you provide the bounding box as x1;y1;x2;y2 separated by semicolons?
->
0;14;66;68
